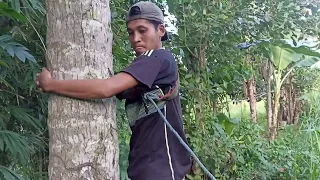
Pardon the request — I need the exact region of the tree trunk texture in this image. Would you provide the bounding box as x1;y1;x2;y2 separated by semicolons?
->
248;78;257;123
265;61;274;140
242;54;257;123
278;71;301;128
243;78;257;123
45;0;119;179
243;80;248;101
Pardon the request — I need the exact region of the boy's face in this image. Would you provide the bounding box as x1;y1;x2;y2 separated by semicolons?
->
127;19;165;56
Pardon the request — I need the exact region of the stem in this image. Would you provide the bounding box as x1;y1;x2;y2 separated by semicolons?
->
23;12;47;52
280;67;293;86
267;60;273;139
271;71;282;140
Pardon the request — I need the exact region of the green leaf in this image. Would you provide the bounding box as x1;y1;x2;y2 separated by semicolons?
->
178;28;186;39
237;155;245;164
21;0;38;15
0;130;38;165
5;44;15;57
0;60;9;68
0;167;15;180
243;39;320;70
0;113;7;131
275;40;320;57
0;136;4;152
203;8;206;15
295;55;320;68
11;0;21;12
0;6;27;23
269;44;296;70
0;165;25;180
31;0;45;11
224;119;237;136
0;35;12;41
15;49;26;62
167;0;174;13
0;78;14;90
217;113;237;136
10;107;41;130
269;40;320;70
0;2;8;9
0;35;36;63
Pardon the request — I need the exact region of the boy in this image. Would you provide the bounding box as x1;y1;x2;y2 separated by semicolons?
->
36;1;191;179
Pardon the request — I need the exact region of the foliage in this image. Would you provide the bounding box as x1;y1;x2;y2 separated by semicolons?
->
0;0;48;179
165;0;320;178
239;38;320;139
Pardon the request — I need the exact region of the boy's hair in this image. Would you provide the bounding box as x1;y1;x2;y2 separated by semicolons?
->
126;1;168;41
148;20;162;30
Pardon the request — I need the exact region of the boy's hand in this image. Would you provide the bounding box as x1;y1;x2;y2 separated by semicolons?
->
36;67;53;92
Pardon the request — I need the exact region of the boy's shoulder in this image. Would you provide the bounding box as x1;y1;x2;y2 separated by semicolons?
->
137;48;174;60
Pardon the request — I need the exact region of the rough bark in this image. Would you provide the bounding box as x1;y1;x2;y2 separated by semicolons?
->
45;0;119;179
248;78;257;123
242;78;257;123
243;80;249;100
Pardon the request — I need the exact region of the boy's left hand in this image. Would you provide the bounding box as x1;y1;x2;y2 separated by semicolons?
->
36;67;53;92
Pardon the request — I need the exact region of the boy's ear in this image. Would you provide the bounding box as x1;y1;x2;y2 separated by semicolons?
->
158;24;166;37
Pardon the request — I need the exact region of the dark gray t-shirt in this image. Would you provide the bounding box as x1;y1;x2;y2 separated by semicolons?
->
120;49;191;180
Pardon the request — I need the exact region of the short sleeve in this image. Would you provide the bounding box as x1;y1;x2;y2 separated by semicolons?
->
121;53;162;88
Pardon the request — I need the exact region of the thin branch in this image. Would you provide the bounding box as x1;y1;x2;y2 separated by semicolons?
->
280;67;294;86
185;45;199;60
23;12;47;52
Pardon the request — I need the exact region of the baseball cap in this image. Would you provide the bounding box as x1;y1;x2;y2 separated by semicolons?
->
126;1;168;41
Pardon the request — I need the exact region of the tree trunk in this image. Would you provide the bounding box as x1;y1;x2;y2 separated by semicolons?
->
243;80;249;101
266;60;274;140
248;78;257;123
277;71;302;126
45;0;119;179
243;78;257;123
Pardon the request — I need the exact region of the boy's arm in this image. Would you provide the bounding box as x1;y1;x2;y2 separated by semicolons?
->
36;68;138;99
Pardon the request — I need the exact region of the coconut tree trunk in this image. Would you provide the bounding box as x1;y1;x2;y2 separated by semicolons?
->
45;0;119;179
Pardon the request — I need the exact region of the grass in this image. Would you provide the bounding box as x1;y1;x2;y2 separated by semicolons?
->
225;91;320;179
222;99;268;130
226;100;266;120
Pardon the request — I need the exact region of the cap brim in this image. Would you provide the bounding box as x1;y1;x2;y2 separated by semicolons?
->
161;31;168;41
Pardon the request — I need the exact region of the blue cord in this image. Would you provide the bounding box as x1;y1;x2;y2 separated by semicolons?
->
146;94;216;180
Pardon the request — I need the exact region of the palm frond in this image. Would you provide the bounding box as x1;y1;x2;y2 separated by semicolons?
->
0;165;25;180
9;107;42;131
0;130;45;162
5;0;45;15
0;35;36;63
0;130;34;165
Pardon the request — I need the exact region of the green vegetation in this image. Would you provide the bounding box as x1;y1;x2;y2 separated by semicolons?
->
1;0;320;179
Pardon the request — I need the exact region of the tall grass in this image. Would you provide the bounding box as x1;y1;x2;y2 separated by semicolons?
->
224;91;320;179
297;91;320;179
